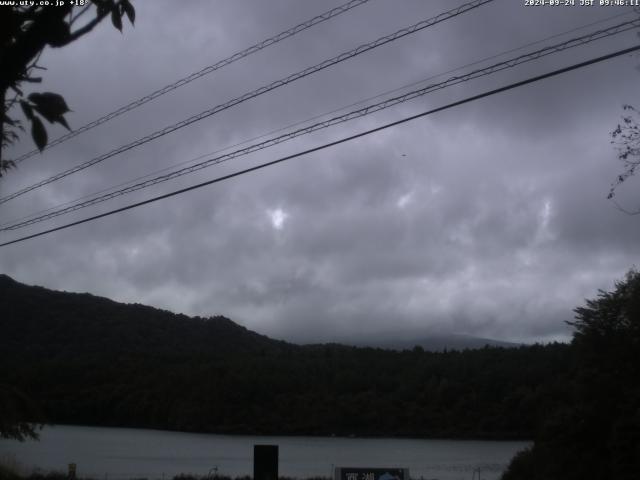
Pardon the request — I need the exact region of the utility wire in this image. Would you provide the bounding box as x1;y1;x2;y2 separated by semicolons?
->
11;0;373;164
2;10;632;230
1;44;638;248
5;10;630;230
2;19;636;232
3;18;634;230
0;0;494;206
3;8;634;231
8;10;633;232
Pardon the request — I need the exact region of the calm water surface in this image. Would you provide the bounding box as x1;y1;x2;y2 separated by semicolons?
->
0;426;529;480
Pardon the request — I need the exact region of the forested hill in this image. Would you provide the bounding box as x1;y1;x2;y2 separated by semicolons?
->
1;274;573;439
0;273;289;358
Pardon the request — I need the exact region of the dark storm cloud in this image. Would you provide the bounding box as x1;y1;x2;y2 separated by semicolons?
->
1;0;639;345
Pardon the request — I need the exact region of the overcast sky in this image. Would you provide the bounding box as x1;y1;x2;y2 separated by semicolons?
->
1;0;639;344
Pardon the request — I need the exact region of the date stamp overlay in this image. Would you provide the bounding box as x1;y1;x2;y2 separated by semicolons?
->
525;0;640;6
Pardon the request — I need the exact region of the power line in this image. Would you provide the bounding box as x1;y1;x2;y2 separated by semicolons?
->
5;10;629;230
0;0;494;206
3;18;635;230
2;19;636;232
11;0;373;164
1;44;637;249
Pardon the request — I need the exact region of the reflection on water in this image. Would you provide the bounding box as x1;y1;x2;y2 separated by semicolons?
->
0;425;529;480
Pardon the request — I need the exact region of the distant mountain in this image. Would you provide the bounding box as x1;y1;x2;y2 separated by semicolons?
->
344;334;520;352
0;273;572;439
0;273;517;354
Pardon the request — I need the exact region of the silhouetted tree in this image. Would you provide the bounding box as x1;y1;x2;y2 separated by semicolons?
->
502;269;640;480
0;0;135;175
0;1;135;442
0;384;43;441
609;105;640;214
0;274;574;440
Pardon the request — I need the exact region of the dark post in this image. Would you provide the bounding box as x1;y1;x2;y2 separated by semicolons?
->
253;445;278;480
67;463;76;480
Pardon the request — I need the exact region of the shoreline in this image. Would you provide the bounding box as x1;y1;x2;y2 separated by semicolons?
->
30;423;532;443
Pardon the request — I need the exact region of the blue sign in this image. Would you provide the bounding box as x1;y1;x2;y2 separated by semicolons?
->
335;467;409;480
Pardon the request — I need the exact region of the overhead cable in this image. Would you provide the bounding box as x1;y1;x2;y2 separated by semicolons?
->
1;44;638;248
2;19;637;232
0;0;494;206
11;0;373;164
5;10;632;230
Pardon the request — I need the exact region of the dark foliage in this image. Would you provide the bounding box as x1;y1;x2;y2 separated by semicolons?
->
0;383;43;441
609;105;640;213
502;270;640;480
0;1;135;174
0;274;572;440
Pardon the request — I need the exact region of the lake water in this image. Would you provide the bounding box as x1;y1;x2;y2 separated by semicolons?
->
0;426;529;480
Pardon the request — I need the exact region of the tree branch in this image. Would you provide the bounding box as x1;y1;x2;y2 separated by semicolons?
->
69;4;92;26
609;197;640;215
64;9;110;45
0;7;72;89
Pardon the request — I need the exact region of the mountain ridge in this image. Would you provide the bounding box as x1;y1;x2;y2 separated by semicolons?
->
0;273;571;439
0;273;518;352
0;273;291;358
343;334;520;352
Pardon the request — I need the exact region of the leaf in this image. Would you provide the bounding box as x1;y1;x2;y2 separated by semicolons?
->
31;116;48;152
28;92;71;129
45;19;71;47
0;160;16;175
28;92;70;114
93;0;110;17
111;8;123;32
56;115;71;131
3;114;16;126
93;0;115;17
121;0;135;25
20;100;34;120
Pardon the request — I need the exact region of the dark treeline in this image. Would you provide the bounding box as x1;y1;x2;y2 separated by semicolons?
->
3;271;639;480
502;270;640;480
0;274;572;440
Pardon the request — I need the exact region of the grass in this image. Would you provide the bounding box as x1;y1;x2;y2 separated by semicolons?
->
0;469;332;480
0;457;332;480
